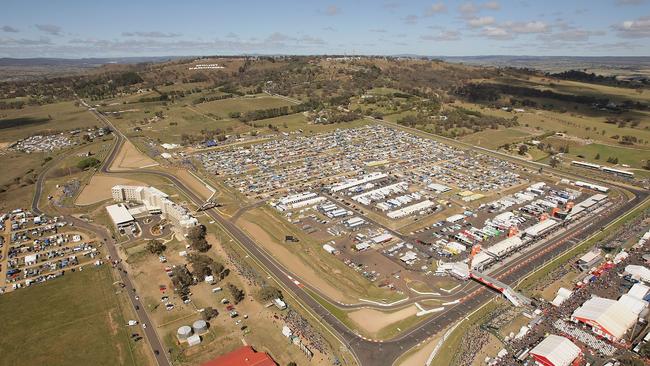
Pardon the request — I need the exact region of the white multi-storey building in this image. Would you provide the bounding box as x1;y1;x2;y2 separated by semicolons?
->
112;185;198;235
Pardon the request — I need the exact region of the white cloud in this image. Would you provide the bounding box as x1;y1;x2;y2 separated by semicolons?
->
459;2;479;16
403;14;419;24
424;2;447;16
538;28;604;42
505;20;549;33
613;16;650;38
616;0;647;5
263;32;326;45
47;32;327;57
299;35;326;45
265;32;293;43
468;16;495;27
0;37;51;45
2;26;19;33
122;31;182;38
420;30;461;41
35;24;62;36
475;19;548;40
481;26;512;39
482;1;501;10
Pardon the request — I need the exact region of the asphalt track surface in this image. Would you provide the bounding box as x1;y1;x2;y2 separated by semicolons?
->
34;104;648;366
32;114;171;366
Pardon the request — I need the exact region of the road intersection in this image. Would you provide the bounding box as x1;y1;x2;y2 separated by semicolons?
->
31;101;648;366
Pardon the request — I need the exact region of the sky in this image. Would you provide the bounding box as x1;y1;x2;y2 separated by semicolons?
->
1;0;650;58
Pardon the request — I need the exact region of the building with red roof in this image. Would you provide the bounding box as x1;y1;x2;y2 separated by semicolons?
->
201;346;277;366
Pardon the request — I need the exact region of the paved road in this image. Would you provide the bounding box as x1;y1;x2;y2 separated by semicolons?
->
105;135;647;364
31;110;171;366
35;102;648;366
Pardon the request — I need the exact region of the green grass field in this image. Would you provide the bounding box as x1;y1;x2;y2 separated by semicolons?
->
0;101;97;142
460;128;534;149
251;113;371;135
527;76;650;105
193;95;294;118
367;87;403;95
453;101;650;151
0;266;140;366
563;143;650;169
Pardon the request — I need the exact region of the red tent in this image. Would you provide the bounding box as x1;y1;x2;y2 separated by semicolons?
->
201;346;276;366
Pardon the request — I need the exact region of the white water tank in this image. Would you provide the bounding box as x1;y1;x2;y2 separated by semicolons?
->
193;319;208;333
177;325;193;340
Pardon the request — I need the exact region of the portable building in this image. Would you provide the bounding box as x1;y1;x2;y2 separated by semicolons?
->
322;244;338;254
524;219;558;238
446;214;465;223
571;296;637;341
486;236;523;258
529;334;581;366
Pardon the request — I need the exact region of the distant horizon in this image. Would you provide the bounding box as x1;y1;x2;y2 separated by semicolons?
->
2;0;650;58
2;54;650;61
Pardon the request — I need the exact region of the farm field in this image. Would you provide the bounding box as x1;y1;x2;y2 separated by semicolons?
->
0;101;96;142
103;96;300;145
0;266;144;366
452;101;650;150
0;150;45;189
460;127;537;149
556;142;650;169
192;95;295;118
526;76;650;105
254;112;371;134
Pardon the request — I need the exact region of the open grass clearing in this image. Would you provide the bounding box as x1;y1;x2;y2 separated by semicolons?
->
452;101;650;151
0;101;98;142
460;127;536;149
527;76;650;105
193;95;295;119
548;140;650;169
0;266;142;366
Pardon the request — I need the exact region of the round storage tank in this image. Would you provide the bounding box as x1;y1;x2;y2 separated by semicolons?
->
177;325;193;340
193;319;208;333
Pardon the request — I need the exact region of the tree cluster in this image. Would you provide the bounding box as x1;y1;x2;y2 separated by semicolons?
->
170;266;194;296
256;285;283;302
202;307;218;321
187;225;210;252
549;70;648;88
227;283;245;304
187;253;228;280
76;157;101;170
146;240;166;255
